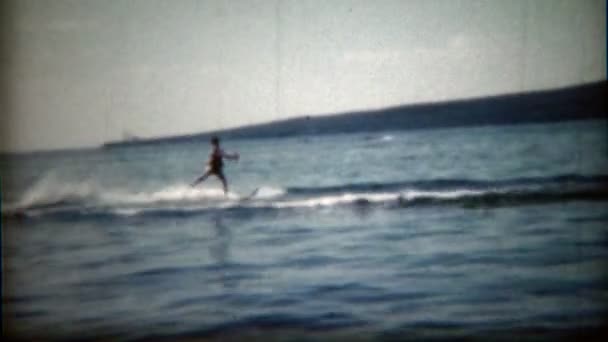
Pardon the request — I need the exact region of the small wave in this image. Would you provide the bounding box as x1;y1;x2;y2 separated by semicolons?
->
269;192;398;209
396;187;608;208
287;174;608;196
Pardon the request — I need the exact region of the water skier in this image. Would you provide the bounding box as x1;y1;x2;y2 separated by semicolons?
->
191;136;239;195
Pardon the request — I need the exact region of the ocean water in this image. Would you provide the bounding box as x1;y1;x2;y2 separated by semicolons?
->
2;120;608;341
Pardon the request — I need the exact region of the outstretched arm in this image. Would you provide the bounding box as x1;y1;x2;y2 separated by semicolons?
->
221;150;239;161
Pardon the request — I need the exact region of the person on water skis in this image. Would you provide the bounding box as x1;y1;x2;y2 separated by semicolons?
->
191;136;239;195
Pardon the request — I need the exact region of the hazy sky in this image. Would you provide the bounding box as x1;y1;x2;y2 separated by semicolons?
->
1;0;606;152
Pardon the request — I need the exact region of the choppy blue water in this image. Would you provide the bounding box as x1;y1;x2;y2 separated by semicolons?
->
2;120;608;340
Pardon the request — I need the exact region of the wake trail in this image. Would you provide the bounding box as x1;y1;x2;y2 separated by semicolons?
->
3;173;608;220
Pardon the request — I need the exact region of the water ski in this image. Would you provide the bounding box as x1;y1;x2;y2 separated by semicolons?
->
239;188;259;201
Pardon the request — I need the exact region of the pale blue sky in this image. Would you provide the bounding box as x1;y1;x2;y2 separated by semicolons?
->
2;0;606;152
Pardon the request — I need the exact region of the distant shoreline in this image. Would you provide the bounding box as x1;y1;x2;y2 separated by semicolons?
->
102;81;606;149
